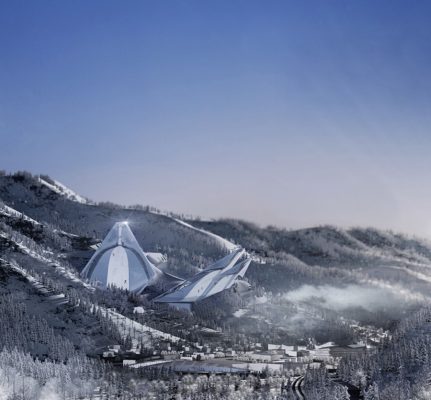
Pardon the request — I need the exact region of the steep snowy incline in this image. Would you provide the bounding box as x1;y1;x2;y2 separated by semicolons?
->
173;218;237;251
2;258;69;306
0;222;94;289
38;176;90;204
172;218;269;263
0;201;41;225
103;308;182;345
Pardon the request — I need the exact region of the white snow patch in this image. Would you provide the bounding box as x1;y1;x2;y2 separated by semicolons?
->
383;264;431;284
47;293;65;300
53;229;79;238
254;295;268;304
0;228;93;290
0;231;52;264
38;177;90;204
170;218;266;264
233;309;248;318
56;264;94;290
103;308;182;346
2;259;70;305
0;202;40;225
173;218;237;251
130;360;171;369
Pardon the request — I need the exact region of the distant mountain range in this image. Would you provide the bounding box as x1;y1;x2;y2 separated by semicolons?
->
1;170;431;343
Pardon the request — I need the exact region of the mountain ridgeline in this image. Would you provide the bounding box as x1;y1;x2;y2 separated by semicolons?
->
2;170;431;398
2;171;431;317
3;172;431;288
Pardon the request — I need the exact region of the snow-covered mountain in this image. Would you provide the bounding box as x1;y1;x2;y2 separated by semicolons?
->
3;171;431;299
2;170;431;398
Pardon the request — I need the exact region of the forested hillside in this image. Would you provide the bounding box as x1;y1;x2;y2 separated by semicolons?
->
2;170;431;398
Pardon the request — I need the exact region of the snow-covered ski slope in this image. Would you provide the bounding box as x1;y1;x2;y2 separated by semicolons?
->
1;257;182;346
104;308;182;345
172;218;269;264
0;201;40;225
38;176;90;204
0;226;94;290
173;218;238;251
1;258;69;306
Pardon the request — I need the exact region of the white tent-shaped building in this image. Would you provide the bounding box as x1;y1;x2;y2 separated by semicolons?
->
81;222;251;310
80;222;162;293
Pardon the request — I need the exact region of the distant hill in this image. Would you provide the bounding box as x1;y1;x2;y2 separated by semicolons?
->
2;170;431;349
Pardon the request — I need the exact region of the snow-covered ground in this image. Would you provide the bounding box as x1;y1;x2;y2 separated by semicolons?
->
2;257;181;348
56;263;95;290
38;177;90;204
0;227;94;290
173;218;238;251
233;309;248;318
0;231;53;264
103;308;182;347
0;202;40;225
1;258;69;306
130;359;171;369
53;228;79;238
172;218;268;264
254;295;269;304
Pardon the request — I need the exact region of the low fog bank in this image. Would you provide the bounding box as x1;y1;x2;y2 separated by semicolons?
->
284;283;426;312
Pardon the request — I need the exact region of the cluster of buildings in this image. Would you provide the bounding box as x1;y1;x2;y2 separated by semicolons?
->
103;336;371;375
349;322;388;345
229;342;369;373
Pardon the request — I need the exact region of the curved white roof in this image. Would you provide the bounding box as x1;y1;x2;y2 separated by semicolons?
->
81;222;251;304
81;222;161;293
155;248;251;303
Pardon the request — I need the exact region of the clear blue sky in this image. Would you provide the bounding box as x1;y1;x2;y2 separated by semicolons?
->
1;1;431;236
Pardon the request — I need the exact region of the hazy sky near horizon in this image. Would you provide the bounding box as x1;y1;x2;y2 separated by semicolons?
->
1;1;431;236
